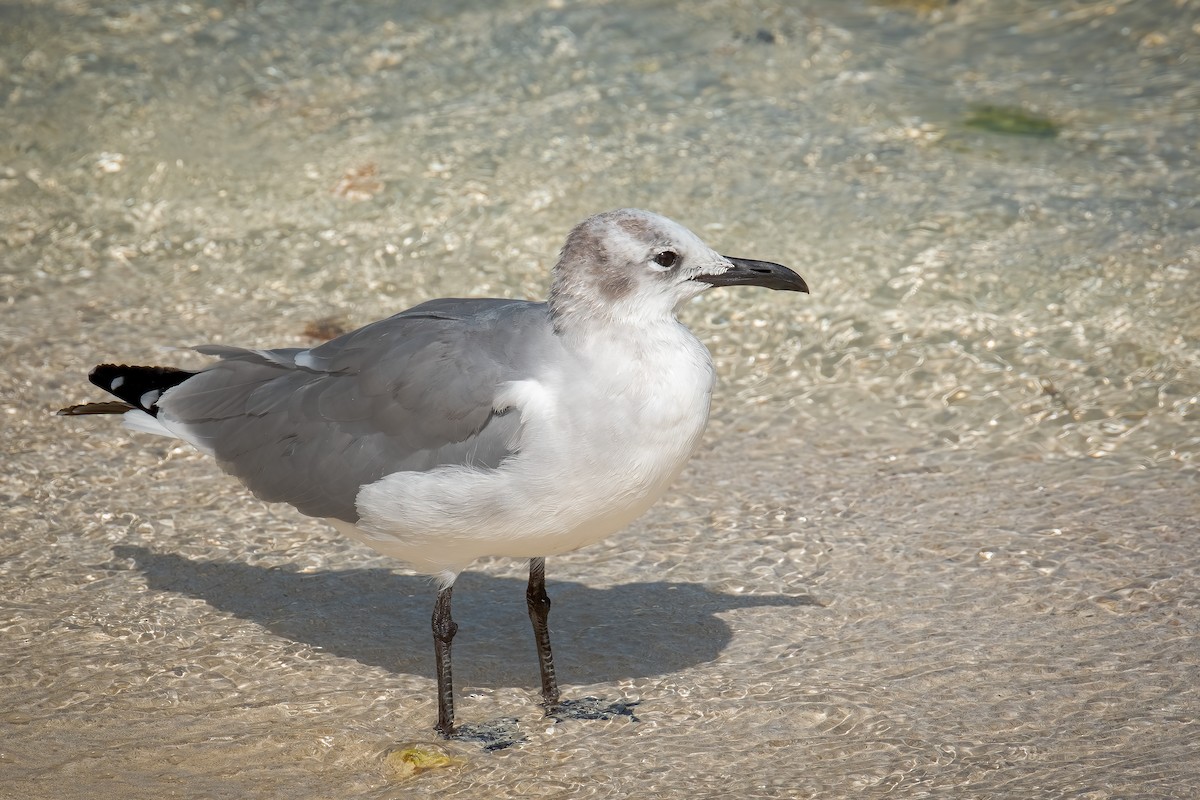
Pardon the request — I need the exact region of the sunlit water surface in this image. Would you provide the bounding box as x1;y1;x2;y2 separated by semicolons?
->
2;1;1198;797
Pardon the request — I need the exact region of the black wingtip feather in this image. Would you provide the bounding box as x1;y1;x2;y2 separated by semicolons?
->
87;364;196;416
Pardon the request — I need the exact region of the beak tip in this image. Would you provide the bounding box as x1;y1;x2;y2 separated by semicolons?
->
711;256;809;294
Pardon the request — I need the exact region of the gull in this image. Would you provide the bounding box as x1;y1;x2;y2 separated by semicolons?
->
60;208;808;742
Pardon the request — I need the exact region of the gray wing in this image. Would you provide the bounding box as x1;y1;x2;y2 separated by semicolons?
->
159;298;556;523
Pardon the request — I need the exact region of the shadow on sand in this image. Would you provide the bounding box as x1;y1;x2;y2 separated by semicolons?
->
112;545;817;690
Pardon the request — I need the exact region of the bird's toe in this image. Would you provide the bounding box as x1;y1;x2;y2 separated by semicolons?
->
546;696;640;723
447;717;525;751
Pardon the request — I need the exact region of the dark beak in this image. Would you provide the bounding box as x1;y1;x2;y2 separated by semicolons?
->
695;256;809;293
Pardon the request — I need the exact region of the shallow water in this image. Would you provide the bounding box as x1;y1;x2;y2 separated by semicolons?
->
2;0;1198;797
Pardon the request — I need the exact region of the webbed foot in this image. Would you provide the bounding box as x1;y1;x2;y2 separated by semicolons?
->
547;696;640;723
446;717;525;751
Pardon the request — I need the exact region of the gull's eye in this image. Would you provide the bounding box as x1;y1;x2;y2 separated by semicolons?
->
653;250;679;268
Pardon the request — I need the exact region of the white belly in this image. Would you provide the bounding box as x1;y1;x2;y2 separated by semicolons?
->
343;322;715;581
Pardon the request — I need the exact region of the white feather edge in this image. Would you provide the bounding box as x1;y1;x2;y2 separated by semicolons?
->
120;409;177;438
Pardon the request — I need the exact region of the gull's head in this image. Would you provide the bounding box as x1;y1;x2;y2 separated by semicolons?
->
548;209;807;329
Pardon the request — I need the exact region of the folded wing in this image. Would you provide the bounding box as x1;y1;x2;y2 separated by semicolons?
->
159;298;555;523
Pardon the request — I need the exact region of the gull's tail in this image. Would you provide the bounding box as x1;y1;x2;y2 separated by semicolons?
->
58;364;195;418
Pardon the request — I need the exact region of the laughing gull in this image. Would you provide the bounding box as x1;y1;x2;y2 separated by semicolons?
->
60;208;808;741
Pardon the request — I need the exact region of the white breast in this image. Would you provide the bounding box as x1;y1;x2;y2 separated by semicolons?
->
347;320;715;579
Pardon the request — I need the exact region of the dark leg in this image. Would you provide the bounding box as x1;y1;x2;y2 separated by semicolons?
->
432;585;458;737
527;557;640;726
526;557;561;708
430;583;525;750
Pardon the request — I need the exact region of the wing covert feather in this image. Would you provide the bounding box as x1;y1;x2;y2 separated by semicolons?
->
159;299;554;522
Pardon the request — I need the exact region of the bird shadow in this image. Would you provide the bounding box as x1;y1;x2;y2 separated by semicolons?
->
110;545;818;691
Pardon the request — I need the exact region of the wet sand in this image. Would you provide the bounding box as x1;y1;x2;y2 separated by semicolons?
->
2;1;1198;797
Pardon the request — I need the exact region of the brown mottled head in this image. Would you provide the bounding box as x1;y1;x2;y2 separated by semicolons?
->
558;222;634;302
547;209;806;332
